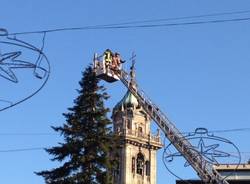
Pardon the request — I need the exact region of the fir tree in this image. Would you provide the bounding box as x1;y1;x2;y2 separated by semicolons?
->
36;65;117;184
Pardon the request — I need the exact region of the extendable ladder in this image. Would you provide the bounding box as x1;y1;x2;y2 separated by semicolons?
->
94;54;229;184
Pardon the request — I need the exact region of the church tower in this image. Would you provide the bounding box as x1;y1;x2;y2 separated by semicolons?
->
112;64;162;184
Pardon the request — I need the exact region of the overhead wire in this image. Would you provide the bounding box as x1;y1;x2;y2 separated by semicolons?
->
0;127;250;136
208;128;250;134
0;147;45;153
0;127;249;152
181;128;250;135
0;145;248;154
8;9;250;35
0;133;56;136
1;147;249;154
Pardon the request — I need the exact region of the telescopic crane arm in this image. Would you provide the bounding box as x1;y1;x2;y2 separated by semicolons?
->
93;53;229;184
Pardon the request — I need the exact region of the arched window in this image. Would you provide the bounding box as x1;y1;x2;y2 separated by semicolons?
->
136;152;144;175
145;161;150;176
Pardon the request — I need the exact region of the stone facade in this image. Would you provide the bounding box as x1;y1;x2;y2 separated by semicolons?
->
112;90;163;184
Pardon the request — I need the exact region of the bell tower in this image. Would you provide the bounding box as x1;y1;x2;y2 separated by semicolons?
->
112;62;162;184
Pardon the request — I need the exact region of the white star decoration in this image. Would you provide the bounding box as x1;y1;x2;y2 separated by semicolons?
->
0;51;44;83
165;138;231;167
186;138;230;167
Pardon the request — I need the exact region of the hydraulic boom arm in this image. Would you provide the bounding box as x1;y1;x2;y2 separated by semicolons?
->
115;69;229;184
93;53;229;184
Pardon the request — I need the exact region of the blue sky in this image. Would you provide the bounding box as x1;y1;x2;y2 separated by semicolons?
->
1;0;250;184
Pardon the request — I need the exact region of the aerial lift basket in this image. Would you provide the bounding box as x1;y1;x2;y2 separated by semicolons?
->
93;53;120;83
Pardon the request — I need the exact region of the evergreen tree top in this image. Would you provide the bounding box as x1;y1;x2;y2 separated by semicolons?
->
36;64;117;184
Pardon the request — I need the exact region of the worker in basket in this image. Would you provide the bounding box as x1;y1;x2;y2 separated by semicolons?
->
112;52;125;71
104;49;113;73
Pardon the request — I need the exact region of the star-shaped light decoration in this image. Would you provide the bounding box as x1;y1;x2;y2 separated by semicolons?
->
164;137;231;167
0;51;42;83
163;127;241;181
184;138;230;167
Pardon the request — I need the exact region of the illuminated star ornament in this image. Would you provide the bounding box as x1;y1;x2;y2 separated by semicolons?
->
163;127;241;178
0;51;46;83
185;138;230;167
0;28;50;112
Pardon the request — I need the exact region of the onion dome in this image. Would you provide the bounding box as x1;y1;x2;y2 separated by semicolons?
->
113;90;139;112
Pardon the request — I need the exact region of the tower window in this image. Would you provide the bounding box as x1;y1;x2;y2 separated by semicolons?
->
138;127;143;137
127;119;131;129
136;153;144;175
132;157;135;173
145;161;150;176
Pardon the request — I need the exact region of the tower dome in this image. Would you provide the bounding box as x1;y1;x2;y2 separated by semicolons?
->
113;90;139;112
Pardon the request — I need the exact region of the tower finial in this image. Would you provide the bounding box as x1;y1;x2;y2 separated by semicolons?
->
129;52;137;89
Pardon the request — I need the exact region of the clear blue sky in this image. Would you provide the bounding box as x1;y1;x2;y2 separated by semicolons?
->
1;0;250;184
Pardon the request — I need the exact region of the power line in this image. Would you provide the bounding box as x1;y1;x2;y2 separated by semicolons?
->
0;133;56;136
0;128;249;152
208;128;250;134
0;127;249;136
180;127;250;135
0;147;44;153
8;10;250;35
0;146;249;154
99;17;250;29
101;9;250;25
